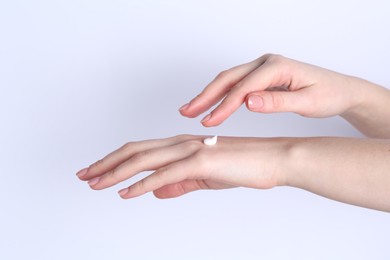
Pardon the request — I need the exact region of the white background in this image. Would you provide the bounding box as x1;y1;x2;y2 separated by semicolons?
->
1;0;389;259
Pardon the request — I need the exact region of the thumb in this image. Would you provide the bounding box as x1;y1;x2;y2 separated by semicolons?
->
153;180;202;199
245;90;308;114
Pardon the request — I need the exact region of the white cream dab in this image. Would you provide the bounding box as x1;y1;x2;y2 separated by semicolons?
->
203;135;218;146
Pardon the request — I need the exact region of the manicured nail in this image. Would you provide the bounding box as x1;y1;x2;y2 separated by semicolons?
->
201;113;212;123
179;103;190;111
76;168;88;178
118;188;129;197
248;95;264;109
88;176;100;186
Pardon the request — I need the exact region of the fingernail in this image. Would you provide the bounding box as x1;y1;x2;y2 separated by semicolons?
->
118;188;129;197
76;168;88;178
88;176;100;186
179;103;190;111
201;113;212;123
248;95;264;109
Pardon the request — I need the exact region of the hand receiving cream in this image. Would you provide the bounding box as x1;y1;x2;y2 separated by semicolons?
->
203;135;218;146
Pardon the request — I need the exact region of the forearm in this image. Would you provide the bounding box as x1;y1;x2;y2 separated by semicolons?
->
282;137;390;212
341;77;390;138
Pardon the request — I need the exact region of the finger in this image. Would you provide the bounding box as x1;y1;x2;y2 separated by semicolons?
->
200;62;278;127
154;179;236;199
245;89;311;115
153;180;207;199
77;135;195;181
179;56;270;118
200;84;248;126
118;156;202;199
88;139;203;190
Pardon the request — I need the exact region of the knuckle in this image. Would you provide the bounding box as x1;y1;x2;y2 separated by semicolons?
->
173;134;193;142
156;166;169;177
215;69;231;81
152;167;169;184
265;53;284;63
130;150;150;163
261;53;274;59
121;142;135;153
135;178;146;192
106;168;121;182
265;54;290;70
270;92;285;109
89;158;105;171
196;179;211;190
182;139;202;151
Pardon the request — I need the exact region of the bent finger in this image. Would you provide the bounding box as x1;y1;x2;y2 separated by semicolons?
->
179;56;270;118
153;180;205;199
201;62;279;126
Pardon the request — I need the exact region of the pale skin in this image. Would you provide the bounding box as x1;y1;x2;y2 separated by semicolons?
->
76;54;390;212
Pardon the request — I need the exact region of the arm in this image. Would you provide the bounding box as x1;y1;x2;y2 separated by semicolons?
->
285;137;390;212
76;135;390;212
179;54;390;138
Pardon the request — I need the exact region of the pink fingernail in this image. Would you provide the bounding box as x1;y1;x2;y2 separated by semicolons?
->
118;188;129;197
88;176;100;186
248;95;264;109
201;113;212;123
76;168;88;178
179;103;190;111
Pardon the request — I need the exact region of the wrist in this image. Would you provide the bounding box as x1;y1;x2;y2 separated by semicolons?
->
338;76;367;117
271;137;304;188
278;137;311;189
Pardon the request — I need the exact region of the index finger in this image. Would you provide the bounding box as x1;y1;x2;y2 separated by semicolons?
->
76;135;195;181
179;56;270;118
200;54;294;127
